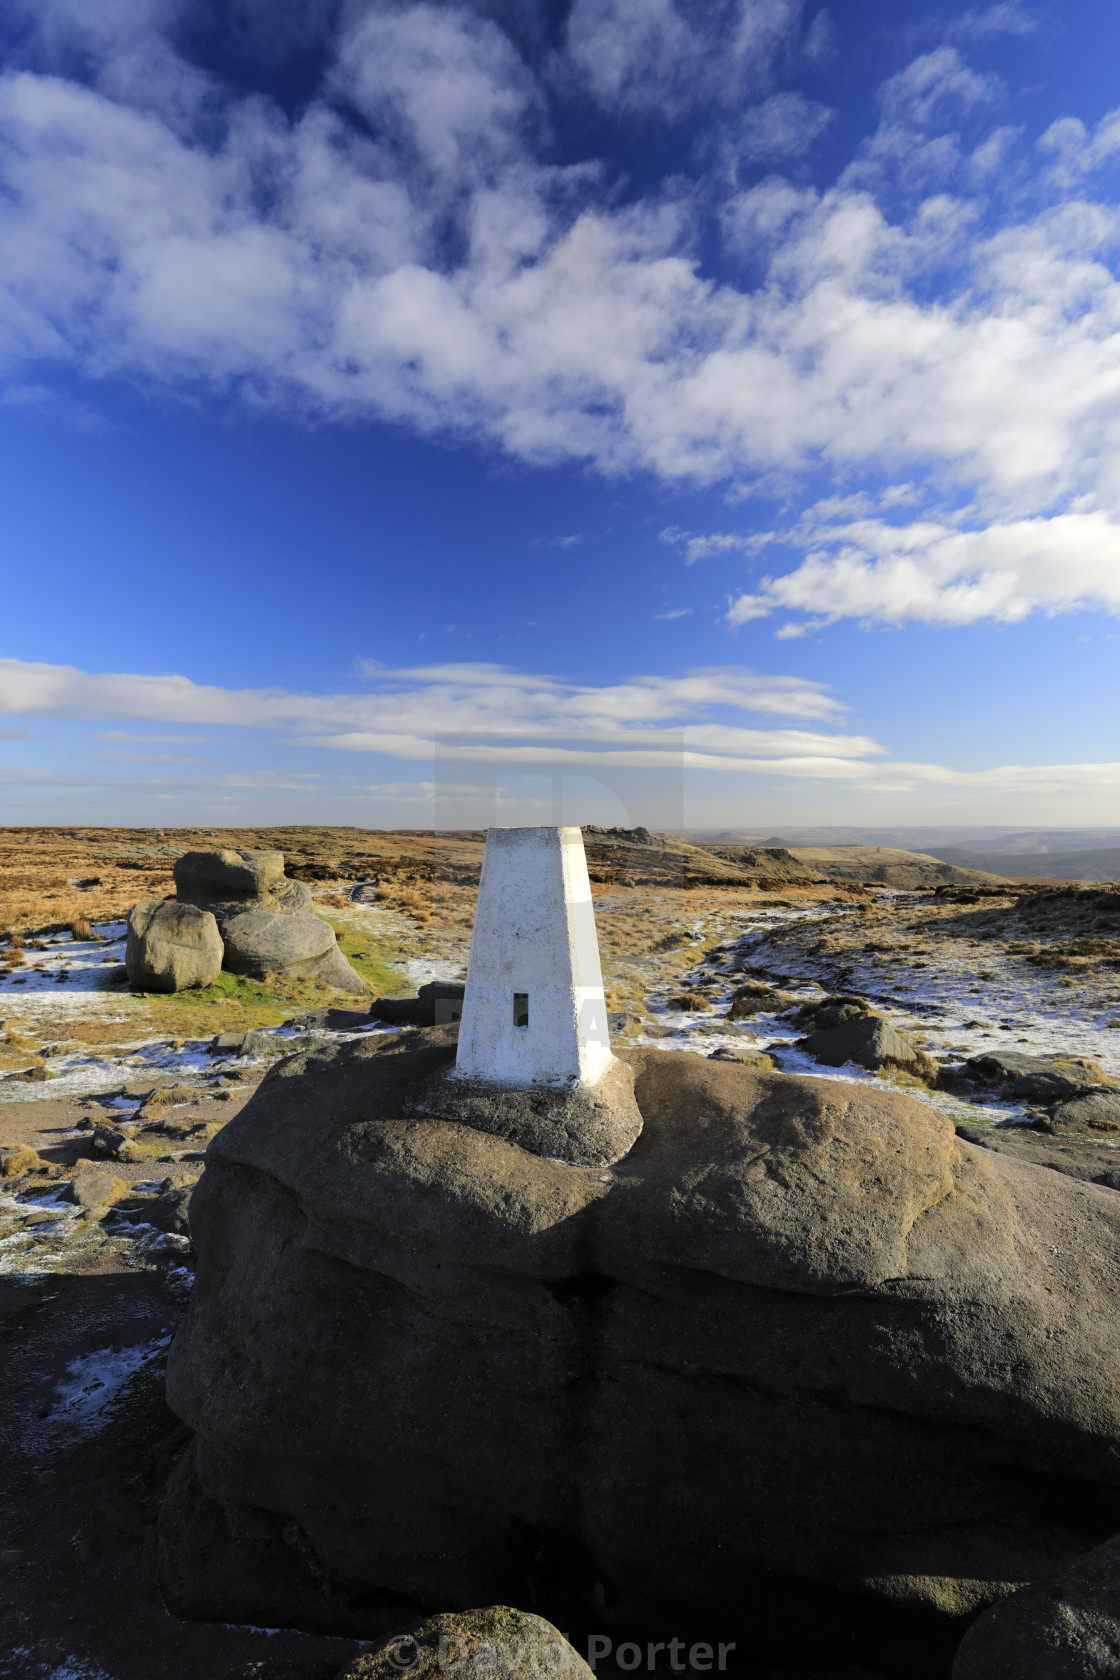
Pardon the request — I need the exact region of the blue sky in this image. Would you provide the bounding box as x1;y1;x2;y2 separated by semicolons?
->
1;0;1119;830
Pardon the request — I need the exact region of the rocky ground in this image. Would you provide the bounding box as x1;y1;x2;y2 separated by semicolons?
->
1;827;1118;1680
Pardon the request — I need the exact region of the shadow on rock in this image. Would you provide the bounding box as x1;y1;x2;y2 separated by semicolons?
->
156;1028;1120;1678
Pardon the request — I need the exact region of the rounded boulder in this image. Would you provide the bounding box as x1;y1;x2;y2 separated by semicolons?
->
125;900;223;993
221;910;335;979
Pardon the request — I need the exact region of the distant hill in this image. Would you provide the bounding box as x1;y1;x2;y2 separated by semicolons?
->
922;846;1120;882
685;826;1120;853
697;842;999;889
786;845;1000;889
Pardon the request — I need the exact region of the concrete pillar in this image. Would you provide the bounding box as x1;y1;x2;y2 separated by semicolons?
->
455;826;613;1089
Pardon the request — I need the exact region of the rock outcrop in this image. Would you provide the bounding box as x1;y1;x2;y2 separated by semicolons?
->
798;1012;931;1076
125;900;223;992
126;849;367;995
953;1533;1120;1678
1049;1091;1120;1136
174;848;313;928
160;1035;1120;1669
955;1123;1120;1192
960;1050;1115;1105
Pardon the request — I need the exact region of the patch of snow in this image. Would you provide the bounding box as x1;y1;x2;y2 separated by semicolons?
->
40;1335;169;1446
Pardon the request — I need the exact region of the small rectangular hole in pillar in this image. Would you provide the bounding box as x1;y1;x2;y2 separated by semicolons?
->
513;992;529;1029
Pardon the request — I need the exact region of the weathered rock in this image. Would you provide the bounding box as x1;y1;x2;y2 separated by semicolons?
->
91;1126;127;1157
338;1607;591;1680
283;1008;373;1033
371;982;464;1026
209;1030;282;1059
707;1045;775;1070
790;994;875;1031
1049;1091;1120;1136
173;847;315;938
0;1144;39;1177
210;1032;248;1055
221;914;369;993
799;1014;923;1072
956;1124;1120;1191
4;1063;49;1083
175;849;285;901
143;1183;195;1236
69;1169;127;1209
400;1050;643;1168
308;943;371;997
126;900;223;993
222;909;334;977
963;1051;1114;1105
953;1532;1120;1678
160;1038;1120;1663
272;877;314;915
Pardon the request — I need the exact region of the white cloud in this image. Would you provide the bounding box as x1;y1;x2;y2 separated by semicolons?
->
93;729;207;742
731;91;833;164
726;508;1120;627
561;0;802;117
0;655;845;749
5;6;1120;638
662;527;774;563
2;654;1119;815
947;5;1039;42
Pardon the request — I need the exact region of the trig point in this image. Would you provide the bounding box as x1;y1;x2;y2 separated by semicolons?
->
455;826;613;1088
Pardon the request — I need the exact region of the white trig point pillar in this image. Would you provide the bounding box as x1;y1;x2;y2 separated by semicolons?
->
455;826;613;1089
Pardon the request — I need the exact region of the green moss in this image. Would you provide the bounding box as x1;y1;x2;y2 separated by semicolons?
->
121;926;409;1035
125;971;320;1030
324;925;410;998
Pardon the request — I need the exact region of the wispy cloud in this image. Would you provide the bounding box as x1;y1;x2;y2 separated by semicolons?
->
1;654;1118;805
93;730;208;744
945;5;1039;43
85;750;216;764
0;657;844;758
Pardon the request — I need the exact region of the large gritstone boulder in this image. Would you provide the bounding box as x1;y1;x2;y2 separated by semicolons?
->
174;847;313;930
159;1035;1120;1669
222;911;369;995
163;847;366;994
175;848;286;900
125;900;223;992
